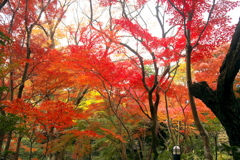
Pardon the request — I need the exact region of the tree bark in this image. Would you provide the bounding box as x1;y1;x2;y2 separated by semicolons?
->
0;131;4;158
14;136;22;160
190;19;240;160
186;45;213;160
3;131;12;160
0;0;8;10
74;86;89;106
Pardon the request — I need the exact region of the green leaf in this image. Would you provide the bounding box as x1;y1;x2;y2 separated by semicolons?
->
0;31;12;46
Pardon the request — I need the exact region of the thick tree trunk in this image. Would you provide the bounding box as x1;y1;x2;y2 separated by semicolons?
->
148;90;160;160
150;111;158;160
190;82;240;159
190;19;240;160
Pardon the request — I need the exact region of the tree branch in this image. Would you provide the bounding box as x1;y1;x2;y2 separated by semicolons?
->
217;19;240;101
0;0;8;10
190;82;218;113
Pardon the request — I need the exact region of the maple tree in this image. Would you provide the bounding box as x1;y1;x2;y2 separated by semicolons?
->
84;0;239;159
159;0;239;159
84;1;179;158
0;0;239;159
65;23;148;159
0;0;85;159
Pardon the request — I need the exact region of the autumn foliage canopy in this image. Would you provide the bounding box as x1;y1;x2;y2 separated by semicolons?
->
0;0;239;159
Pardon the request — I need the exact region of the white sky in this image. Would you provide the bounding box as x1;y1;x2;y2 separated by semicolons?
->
229;8;239;24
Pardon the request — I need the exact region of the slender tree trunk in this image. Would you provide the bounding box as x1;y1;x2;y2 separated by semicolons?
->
74;86;89;106
0;131;4;158
186;44;213;160
3;131;12;160
3;61;15;160
164;92;175;145
14;136;22;160
214;134;218;160
0;107;6;159
118;119;127;160
148;91;159;160
29;142;33;160
137;137;143;160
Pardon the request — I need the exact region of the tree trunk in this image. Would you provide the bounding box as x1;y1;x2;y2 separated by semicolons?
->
0;131;4;158
190;19;240;160
147;89;160;160
150;111;158;160
14;136;22;160
3;131;12;160
186;45;213;160
0;0;8;10
0;109;6;159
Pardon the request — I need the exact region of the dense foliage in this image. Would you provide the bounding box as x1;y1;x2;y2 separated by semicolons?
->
0;0;239;160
